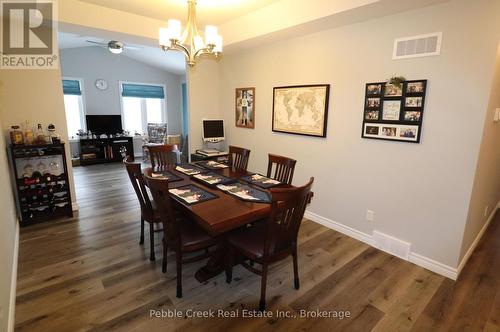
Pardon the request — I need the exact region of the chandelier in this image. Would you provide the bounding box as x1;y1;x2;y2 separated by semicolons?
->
159;0;223;67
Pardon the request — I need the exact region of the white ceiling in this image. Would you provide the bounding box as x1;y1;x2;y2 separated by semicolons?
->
58;32;186;75
78;0;281;25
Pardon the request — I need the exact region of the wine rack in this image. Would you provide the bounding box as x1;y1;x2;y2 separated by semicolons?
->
10;143;73;226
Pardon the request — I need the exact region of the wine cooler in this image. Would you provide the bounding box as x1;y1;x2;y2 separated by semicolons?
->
10;143;73;226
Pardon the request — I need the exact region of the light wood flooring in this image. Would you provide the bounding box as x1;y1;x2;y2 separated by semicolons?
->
15;163;499;331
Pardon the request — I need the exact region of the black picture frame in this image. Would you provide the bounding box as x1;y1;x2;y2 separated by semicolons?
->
272;84;330;138
361;79;427;143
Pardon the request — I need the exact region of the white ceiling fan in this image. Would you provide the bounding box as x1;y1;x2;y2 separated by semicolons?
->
85;40;142;54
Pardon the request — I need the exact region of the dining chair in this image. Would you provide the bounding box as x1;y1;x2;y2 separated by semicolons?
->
144;168;218;298
228;145;251;171
147;144;179;169
123;157;161;261
266;154;297;185
225;177;314;311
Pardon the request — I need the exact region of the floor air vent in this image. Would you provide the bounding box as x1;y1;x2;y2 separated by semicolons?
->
393;32;442;59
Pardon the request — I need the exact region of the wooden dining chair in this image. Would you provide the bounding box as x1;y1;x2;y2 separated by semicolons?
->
123;157;161;261
144;168;218;298
267;154;297;185
225;177;314;311
147;144;179;169
228;145;251;171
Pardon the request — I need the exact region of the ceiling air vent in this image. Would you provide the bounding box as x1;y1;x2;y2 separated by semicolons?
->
393;32;442;59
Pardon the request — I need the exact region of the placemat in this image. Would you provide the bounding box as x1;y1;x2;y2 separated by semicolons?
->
150;170;183;182
196;160;229;170
169;184;218;205
192;172;236;186
216;182;271;203
240;173;282;189
174;164;206;176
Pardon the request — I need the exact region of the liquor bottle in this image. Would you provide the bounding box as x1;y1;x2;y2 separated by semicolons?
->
35;124;46;144
10;126;23;145
24;121;34;145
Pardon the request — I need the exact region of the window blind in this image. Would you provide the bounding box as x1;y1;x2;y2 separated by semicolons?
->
62;80;81;95
121;83;165;99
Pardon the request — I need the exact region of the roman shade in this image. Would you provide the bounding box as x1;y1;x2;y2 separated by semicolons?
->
121;83;165;99
62;80;81;95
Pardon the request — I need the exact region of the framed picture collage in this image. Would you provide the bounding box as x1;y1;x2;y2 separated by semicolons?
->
362;80;427;143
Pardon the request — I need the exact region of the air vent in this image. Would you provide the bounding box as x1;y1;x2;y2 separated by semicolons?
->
373;231;411;260
393;32;442;59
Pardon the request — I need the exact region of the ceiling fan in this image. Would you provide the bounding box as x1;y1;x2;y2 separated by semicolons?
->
85;40;142;54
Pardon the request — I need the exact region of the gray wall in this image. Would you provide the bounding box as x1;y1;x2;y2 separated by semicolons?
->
60;46;184;135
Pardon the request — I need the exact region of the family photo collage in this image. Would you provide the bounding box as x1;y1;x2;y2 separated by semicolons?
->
362;79;427;143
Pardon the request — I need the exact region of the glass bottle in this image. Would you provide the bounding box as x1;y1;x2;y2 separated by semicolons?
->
35;124;45;144
24;121;34;145
10;126;24;145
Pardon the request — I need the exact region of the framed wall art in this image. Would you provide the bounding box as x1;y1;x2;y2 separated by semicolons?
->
361;79;427;143
272;84;330;137
235;87;255;129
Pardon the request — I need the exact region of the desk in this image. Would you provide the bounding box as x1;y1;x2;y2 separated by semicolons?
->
191;152;229;163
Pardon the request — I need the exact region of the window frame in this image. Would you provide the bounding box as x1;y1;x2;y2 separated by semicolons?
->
119;81;167;135
62;76;87;139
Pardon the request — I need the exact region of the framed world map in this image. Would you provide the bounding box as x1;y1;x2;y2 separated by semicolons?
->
272;84;330;137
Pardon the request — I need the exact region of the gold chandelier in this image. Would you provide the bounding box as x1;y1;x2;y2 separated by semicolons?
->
159;0;223;67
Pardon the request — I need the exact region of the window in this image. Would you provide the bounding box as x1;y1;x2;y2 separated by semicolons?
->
120;83;166;135
62;79;85;138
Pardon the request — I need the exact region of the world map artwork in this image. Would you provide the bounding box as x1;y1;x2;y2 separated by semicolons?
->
273;85;329;137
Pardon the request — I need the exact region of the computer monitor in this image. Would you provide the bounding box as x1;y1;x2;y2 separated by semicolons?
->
202;119;225;143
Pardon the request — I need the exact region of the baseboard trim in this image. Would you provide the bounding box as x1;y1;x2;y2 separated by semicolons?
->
408;252;457;280
456;200;499;277
304;211;373;246
305;210;458;280
8;221;19;332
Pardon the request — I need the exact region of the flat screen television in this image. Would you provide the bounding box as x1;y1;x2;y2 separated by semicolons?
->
202;119;225;142
86;115;123;135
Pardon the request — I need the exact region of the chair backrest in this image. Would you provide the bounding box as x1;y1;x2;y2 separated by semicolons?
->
263;177;314;257
266;154;297;185
148;144;179;170
123;157;153;215
143;167;180;247
228;145;250;171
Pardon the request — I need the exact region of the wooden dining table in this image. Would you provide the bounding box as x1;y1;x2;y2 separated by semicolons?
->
147;164;283;282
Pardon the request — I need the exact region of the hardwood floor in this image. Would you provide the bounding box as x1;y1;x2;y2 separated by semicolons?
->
15;163;499;332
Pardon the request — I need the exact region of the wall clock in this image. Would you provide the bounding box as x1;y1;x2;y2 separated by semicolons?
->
95;79;108;90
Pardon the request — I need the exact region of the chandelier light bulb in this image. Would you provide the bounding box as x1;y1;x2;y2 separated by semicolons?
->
168;19;182;41
159;27;171;47
214;35;223;53
205;25;218;46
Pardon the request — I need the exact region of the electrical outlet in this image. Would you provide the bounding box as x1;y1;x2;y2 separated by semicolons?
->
484;206;489;217
366;210;374;221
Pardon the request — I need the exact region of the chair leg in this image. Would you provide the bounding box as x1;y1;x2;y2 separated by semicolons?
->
149;223;155;261
162;238;167;273
259;264;268;311
139;218;145;245
292;249;300;290
176;251;183;298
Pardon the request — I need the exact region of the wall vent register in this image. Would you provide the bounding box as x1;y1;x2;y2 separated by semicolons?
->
393;32;442;59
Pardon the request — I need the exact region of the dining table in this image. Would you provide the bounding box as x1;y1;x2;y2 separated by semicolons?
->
147;163;287;282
